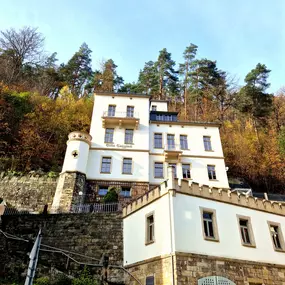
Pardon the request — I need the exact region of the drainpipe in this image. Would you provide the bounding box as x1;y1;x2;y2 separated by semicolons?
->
167;166;176;285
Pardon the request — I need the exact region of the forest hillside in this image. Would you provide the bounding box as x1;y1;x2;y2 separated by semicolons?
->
0;27;284;193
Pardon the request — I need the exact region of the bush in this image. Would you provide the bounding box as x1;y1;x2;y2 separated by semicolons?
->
34;277;50;285
72;267;98;285
103;187;118;203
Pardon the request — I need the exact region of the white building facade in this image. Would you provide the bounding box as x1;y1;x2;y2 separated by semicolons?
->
88;92;228;198
52;92;229;211
123;169;285;285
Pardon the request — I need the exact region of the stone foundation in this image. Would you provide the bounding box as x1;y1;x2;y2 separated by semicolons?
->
125;255;174;285
125;253;285;285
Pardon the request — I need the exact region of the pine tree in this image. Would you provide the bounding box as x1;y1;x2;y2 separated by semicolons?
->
93;59;123;92
137;61;158;95
179;44;198;119
60;43;93;98
155;48;179;100
238;63;273;123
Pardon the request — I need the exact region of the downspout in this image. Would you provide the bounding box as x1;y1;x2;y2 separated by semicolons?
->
167;166;176;285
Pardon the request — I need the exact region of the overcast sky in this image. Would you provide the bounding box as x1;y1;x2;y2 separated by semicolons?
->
1;0;284;93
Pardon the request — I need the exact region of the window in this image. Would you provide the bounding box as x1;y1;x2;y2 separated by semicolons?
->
104;128;114;143
237;216;255;247
98;186;108;196
126;106;134;117
154;133;163;148
268;221;285;251
101;157;111;173
200;208;219;241
154;162;164;178
168;163;177;178
122;158;132;174
203;136;212;151
167;134;175;150
125;129;134;144
182;164;191;179
180;135;188;150
152;105;157;111
108;105;116;116
120;187;131;197
146;276;155;285
146;213;155;244
207;165;217;180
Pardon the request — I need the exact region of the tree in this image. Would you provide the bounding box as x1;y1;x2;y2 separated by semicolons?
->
179;43;198;119
155;48;179;100
0;27;44;84
190;59;226;120
237;63;273;123
60;43;93;98
137;61;158;95
93;59;123;92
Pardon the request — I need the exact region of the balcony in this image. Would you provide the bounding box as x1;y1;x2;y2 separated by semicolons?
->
102;111;140;129
164;144;183;162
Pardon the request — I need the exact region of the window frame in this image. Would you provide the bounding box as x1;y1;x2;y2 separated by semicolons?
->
203;136;213;151
154;133;163;149
267;221;285;252
120;186;131;197
108;105;116;117
125;129;134;144
145;212;155;245
167;134;175;150
146;275;155;285
207;165;217;180
154;162;164;178
180;134;188;150
237;215;256;247
126;105;134;117
104;128;114;143
151;105;157;111
182;163;191;179
100;156;112;174
200;207;219;242
98;186;108;196
122;157;133;175
168;163;177;178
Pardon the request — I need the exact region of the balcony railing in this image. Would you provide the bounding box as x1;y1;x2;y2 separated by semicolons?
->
165;144;182;151
102;111;139;118
71;203;121;213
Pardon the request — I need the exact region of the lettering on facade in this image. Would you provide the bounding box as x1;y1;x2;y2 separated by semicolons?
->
106;143;133;148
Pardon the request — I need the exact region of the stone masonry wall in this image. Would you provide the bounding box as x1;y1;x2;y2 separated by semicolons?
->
125;255;174;285
0;212;124;284
0;173;58;212
175;252;285;285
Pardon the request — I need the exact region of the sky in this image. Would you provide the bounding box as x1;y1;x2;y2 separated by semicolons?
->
1;0;285;93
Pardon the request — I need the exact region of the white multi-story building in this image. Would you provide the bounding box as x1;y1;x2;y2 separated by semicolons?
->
53;92;229;210
123;168;285;285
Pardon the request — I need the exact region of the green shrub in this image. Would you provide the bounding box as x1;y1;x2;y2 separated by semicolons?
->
34;277;51;285
53;274;72;285
103;187;118;203
72;267;98;285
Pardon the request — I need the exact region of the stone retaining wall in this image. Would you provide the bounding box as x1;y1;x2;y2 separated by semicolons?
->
0;212;124;284
0;173;58;212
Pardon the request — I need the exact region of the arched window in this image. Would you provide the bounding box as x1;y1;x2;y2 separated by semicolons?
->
198;276;236;285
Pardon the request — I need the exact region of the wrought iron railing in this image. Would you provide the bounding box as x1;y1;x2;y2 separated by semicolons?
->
102;111;139;118
70;203;121;213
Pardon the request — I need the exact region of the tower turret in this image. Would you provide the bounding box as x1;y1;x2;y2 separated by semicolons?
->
51;131;92;213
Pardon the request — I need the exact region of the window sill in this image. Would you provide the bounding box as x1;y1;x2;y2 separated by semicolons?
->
154;177;164;179
145;240;155;246
204;237;219;242
122;173;132;175
124;143;134;145
205;150;214;152
274;248;285;253
154;147;164;149
100;172;111;174
183;177;192;180
242;243;256;248
181;148;190;151
209;179;219;181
